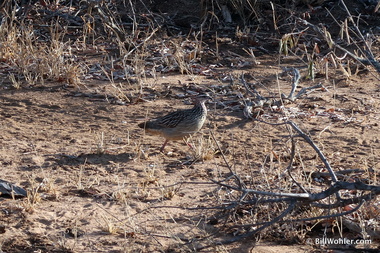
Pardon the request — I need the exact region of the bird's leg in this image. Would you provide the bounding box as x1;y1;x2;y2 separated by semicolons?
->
160;139;169;152
183;138;194;150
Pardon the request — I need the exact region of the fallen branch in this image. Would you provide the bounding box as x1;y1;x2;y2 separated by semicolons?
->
240;70;326;119
195;119;379;249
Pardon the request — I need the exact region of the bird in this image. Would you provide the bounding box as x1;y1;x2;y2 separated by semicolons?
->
138;94;212;152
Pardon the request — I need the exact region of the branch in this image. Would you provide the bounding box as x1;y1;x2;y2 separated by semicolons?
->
286;121;339;183
286;137;309;193
229;200;365;230
195;200;297;250
252;119;339;183
213;179;380;202
282;67;301;101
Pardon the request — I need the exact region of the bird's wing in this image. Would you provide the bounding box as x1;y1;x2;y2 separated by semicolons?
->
154;110;188;128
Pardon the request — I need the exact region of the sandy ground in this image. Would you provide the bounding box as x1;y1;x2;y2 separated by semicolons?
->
1;47;380;253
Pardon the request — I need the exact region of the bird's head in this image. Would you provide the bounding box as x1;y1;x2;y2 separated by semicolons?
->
195;93;213;104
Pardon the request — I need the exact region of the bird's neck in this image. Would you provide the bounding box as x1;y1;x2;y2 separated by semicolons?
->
194;100;207;112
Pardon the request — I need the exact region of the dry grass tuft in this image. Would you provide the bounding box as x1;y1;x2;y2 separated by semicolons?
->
190;134;217;161
0;13;85;88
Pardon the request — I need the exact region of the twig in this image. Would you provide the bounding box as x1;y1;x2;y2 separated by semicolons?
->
210;130;245;189
195;200;297;250
229;199;365;230
286;137;309;193
294;83;324;99
240;68;324;119
286;121;339;183
311;193;376;209
211;178;378;201
240;74;266;102
123;27;160;59
298;15;380;76
250;119;338;183
335;44;380;74
285;67;301;101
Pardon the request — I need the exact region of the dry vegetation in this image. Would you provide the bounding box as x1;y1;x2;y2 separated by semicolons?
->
1;0;380;252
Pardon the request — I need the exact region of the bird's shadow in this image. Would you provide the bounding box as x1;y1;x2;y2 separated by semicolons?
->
214;116;251;130
55;152;133;166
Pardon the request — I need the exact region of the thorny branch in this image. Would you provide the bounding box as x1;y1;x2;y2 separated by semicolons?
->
196;120;378;249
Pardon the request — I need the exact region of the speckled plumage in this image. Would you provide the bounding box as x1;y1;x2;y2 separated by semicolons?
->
138;95;211;151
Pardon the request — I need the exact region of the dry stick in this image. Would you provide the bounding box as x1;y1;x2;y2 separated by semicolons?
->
210;130;245;189
240;73;266;102
295;83;324;98
211;120;341;201
329;2;380;74
211;118;380;200
211;119;339;198
311;193;376;209
298;15;380;76
134;179;376;247
229;199;365;230
282;68;325;100
208;170;376;245
339;0;369;50
123;27;160;59
196;200;297;250
285;67;301;101
251;119;339;183
286;137;309;194
335;44;380;74
191;186;370;249
211;188;375;208
212;179;380;203
286;121;338;183
311;168;369;180
212;179;311;199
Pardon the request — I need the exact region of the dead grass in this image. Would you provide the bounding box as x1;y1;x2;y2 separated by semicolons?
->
0;13;85;87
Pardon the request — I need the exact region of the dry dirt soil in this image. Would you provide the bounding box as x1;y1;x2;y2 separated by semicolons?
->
1;52;379;252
